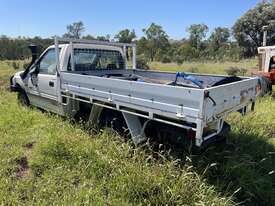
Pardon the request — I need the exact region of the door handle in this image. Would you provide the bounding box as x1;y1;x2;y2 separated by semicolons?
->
49;81;54;87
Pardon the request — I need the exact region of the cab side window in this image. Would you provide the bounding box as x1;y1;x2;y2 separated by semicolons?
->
39;49;57;75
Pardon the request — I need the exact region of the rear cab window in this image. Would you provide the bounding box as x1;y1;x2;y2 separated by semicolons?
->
69;48;125;71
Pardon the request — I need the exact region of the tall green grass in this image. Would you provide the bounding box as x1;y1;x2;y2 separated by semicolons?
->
0;60;274;205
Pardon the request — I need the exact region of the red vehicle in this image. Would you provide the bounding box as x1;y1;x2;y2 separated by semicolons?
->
253;24;275;95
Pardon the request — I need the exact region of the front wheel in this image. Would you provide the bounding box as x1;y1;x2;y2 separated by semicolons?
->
17;90;30;106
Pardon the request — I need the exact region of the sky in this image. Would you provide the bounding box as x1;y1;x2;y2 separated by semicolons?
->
0;0;261;39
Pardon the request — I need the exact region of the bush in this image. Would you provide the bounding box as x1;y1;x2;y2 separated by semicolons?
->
224;67;240;76
174;55;184;65
6;61;12;67
12;61;20;70
136;55;150;70
239;68;248;76
225;67;248;76
161;55;172;63
187;67;198;73
23;62;29;70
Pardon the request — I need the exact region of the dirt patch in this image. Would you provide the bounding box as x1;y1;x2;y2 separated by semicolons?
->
23;141;35;149
72;176;81;186
15;156;29;178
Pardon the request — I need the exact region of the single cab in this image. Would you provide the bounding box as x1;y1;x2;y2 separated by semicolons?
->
10;38;259;148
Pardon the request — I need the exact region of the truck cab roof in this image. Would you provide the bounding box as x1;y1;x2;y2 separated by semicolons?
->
43;43;126;71
47;43;124;52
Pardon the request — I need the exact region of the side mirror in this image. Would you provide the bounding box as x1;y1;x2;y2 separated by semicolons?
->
30;72;38;86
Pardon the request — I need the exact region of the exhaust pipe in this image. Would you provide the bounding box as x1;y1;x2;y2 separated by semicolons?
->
20;44;38;79
28;44;38;64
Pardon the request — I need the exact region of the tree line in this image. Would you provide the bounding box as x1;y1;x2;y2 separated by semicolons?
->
0;2;274;63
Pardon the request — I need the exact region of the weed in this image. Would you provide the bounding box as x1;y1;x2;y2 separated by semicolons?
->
0;61;274;205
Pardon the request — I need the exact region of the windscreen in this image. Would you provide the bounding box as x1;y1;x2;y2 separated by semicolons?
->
71;48;124;71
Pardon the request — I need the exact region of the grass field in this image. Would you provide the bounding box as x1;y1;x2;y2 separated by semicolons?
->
0;60;274;205
150;58;258;75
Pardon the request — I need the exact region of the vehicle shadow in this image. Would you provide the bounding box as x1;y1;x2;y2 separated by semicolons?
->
146;130;275;206
194;131;275;206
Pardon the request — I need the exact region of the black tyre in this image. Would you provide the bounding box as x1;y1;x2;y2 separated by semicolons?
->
99;109;128;136
17;90;30;106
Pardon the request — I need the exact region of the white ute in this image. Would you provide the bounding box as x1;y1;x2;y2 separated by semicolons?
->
10;38;259;148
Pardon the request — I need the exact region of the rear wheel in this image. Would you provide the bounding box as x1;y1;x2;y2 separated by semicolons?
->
17;90;30;106
99;109;128;136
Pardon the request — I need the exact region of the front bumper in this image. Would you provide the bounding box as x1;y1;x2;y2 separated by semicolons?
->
10;85;18;92
9;75;18;92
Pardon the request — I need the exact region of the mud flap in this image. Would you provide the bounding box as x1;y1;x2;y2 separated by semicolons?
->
87;104;104;129
122;112;149;145
199;122;231;150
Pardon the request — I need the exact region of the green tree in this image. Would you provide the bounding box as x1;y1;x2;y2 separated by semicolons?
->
137;37;150;57
136;54;150;70
63;21;85;39
176;41;195;62
187;24;208;49
141;23;169;61
233;2;275;56
96;35;110;42
0;36;52;60
82;35;95;40
207;27;231;60
115;29;136;43
208;27;230;51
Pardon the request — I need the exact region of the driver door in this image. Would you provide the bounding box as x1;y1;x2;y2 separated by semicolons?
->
27;48;59;113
